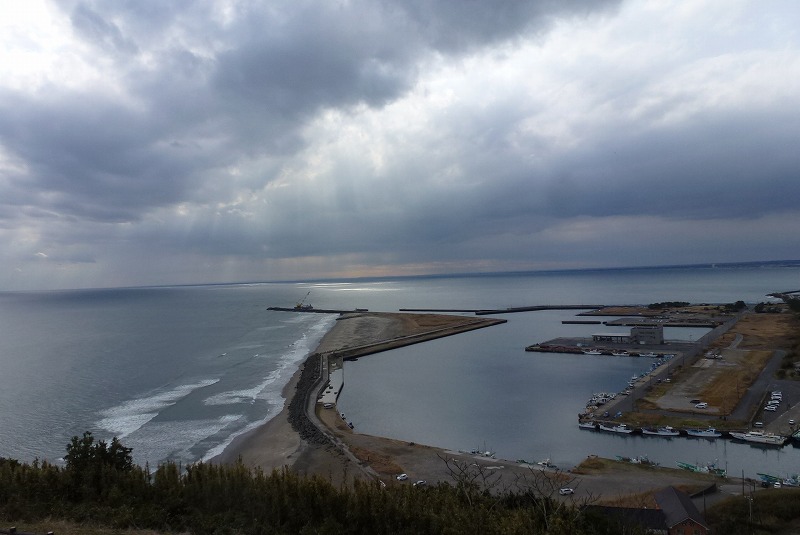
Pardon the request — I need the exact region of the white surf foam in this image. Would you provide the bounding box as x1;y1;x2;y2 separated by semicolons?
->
200;314;337;462
97;378;220;438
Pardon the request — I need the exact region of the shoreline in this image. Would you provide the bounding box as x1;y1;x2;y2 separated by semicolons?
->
210;356;306;470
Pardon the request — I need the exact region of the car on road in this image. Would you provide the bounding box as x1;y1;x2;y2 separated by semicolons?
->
559;488;574;495
695;402;708;409
790;419;796;425
396;473;408;481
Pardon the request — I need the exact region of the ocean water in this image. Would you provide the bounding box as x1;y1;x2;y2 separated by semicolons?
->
1;261;799;478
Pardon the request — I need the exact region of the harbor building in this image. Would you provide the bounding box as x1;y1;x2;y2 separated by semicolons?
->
592;325;664;345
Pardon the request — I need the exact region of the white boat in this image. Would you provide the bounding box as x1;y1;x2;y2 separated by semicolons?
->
578;421;597;430
685;427;722;438
583;349;602;355
537;458;557;468
729;430;787;446
598;423;634;434
641;426;679;437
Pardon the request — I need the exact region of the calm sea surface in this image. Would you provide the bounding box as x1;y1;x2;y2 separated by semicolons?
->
1;262;799;478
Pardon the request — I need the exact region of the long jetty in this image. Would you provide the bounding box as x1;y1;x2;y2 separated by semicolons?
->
399;305;605;316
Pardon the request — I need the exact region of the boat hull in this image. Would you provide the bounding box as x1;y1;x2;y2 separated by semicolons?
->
685;428;722;438
730;431;787;446
598;424;634;434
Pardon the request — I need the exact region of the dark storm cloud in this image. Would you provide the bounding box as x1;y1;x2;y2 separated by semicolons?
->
396;0;619;52
0;89;218;221
542;108;800;221
1;0;620;222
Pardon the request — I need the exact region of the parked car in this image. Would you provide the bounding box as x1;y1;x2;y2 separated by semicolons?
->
765;406;777;411
396;473;408;481
559;488;574;495
695;402;708;409
789;419;796;425
413;480;427;487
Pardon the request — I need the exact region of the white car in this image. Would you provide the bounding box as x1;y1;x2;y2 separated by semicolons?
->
789;419;796;425
396;473;408;481
765;405;777;411
559;488;574;495
695;402;708;409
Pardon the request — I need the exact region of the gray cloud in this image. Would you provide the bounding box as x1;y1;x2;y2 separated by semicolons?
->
1;0;798;289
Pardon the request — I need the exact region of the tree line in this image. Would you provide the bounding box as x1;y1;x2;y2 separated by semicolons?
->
0;432;640;534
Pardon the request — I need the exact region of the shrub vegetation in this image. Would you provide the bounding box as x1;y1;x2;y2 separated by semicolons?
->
0;433;632;534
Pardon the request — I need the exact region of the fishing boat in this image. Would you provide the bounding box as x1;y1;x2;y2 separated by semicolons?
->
641;426;679;437
537;458;557;469
677;461;727;477
598;423;634;434
757;472;782;485
729;430;787;446
685;427;722;438
578;421;597;430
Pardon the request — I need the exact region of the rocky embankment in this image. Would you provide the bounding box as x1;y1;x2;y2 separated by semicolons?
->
287;353;332;446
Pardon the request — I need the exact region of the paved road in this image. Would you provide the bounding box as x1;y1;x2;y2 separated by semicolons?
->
730;349;786;423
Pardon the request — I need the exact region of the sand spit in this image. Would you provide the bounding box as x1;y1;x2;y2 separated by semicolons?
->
213;312;504;484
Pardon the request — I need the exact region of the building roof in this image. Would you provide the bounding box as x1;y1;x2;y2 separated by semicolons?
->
655;486;708;530
583;505;667;532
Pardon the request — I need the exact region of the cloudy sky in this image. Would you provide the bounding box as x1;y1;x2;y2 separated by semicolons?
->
1;0;799;290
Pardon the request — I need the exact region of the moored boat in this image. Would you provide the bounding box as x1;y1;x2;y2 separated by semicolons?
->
677;461;727;477
685;427;722;438
598;422;634;434
641;426;679;437
729;430;787;446
578;421;597;430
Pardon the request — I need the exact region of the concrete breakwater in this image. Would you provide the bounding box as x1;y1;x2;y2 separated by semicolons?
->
399;305;606;315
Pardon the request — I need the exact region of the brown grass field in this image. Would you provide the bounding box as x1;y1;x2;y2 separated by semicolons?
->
632;311;799;423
